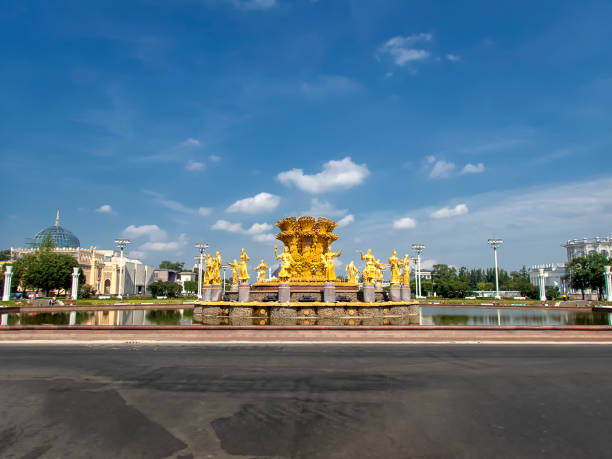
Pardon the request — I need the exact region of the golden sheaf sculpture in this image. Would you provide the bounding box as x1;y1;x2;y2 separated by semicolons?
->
273;216;340;283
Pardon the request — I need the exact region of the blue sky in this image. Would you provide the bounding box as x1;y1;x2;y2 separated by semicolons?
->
2;0;612;271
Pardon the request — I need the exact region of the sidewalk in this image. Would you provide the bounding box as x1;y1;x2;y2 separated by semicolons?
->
3;326;612;344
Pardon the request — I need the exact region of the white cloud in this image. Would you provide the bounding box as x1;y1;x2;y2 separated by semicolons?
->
379;33;432;66
429;160;455;179
212;219;275;243
226;192;280;214
302;198;347;217
431;203;469;219
122;224;167;242
129;250;146;259
337;214;355;227
393;217;417;229
212;219;244;233
229;0;276;10
447;54;462;62
278;157;370;193
140;234;188;251
182;138;201;146
186;160;205;171
144;190;206;215
209;155;221;162
461;163;485;174
299;75;361;98
244;222;273;235
95;204;113;214
253;233;276;242
198;207;213;216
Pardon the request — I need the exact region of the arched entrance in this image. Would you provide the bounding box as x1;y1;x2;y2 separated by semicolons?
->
104;279;111;294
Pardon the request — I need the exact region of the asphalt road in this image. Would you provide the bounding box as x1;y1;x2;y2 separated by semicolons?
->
1;344;611;459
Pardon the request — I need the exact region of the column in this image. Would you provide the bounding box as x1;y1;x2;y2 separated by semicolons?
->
2;266;13;301
538;268;546;302
71;267;80;300
605;266;612;302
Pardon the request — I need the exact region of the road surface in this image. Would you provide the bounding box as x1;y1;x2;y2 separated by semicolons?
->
1;344;611;458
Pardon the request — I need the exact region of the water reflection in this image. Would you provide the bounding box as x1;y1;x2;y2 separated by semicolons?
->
1;307;610;327
420;307;610;326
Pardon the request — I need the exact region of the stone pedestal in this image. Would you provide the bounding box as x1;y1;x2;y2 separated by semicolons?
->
323;284;336;303
278;284;290;303
390;284;401;302
400;285;411;301
238;284;250;303
362;284;375;303
203;285;212;302
210;284;222;302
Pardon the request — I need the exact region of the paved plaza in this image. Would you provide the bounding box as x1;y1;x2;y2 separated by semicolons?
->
1;344;612;458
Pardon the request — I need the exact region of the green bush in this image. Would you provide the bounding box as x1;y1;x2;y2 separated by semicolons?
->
148;281;182;298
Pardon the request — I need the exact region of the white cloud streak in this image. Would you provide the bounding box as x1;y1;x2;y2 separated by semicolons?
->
302;198;347;217
226;192;280;214
379;33;432;66
278;157;370;193
140;234;188;251
429;160;456;179
431;204;469;219
186;160;205;171
393;217;417;229
122;224;167;241
212;219;275;243
461;163;485;174
337;214;355;227
95;204;113;214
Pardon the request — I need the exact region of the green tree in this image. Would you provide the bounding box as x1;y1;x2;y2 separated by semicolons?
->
567;253;611;299
477;281;494;291
78;284;96;299
0;250;10;261
183;280;198;294
12;251;83;296
432;264;457;281
159;261;185;272
39;235;56;251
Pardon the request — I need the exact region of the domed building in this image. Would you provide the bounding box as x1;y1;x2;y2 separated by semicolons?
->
9;208;155;296
29;210;80;248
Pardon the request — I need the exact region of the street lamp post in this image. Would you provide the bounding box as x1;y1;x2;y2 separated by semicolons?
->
487;238;503;299
195;242;208;300
411;243;425;298
114;238;130;298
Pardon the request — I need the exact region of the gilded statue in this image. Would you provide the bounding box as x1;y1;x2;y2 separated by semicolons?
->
359;249;377;284
210;251;222;284
274;216;338;282
375;259;386;284
321;248;342;282
254;259;268;283
274;245;294;283
238;248;250;283
401;254;411;286
346;261;359;284
227;259;239;286
388;249;402;285
204;254;213;285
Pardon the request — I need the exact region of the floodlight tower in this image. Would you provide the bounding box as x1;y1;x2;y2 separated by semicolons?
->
114;238;130;298
195;242;208;300
487;238;503;299
412;243;425;298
